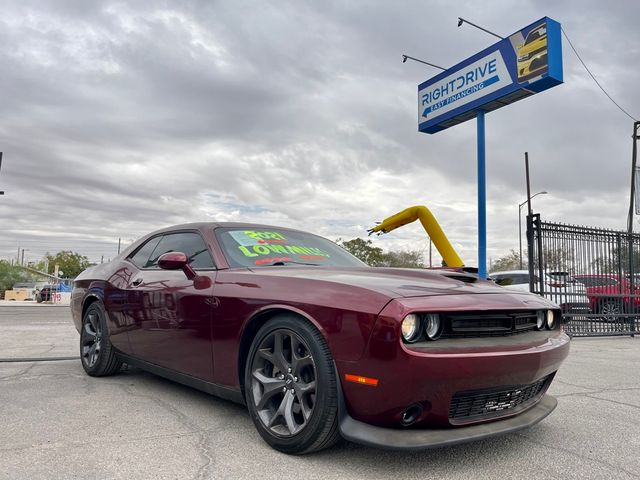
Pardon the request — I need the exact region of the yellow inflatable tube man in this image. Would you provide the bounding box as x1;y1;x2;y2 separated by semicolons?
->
368;205;464;268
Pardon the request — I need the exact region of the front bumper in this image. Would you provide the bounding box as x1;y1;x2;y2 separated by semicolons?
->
336;295;570;433
339;392;557;450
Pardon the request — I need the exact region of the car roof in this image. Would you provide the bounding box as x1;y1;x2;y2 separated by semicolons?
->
147;222;311;236
574;273;618;278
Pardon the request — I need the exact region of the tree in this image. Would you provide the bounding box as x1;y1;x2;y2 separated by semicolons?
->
540;246;574;272
590;243;640;275
339;238;385;266
0;261;31;291
490;249;523;272
380;250;424;268
338;238;424;268
44;251;90;278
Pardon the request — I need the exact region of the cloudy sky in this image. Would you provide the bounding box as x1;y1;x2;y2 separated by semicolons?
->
1;0;638;269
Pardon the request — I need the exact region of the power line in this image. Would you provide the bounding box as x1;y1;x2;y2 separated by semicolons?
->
561;26;638;122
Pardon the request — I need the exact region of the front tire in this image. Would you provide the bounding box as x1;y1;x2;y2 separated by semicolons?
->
245;314;340;454
80;302;122;376
599;299;623;323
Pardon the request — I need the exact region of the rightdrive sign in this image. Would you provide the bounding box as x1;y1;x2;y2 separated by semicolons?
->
418;17;563;134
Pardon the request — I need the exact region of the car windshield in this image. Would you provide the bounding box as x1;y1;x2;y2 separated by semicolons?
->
524;26;546;45
215;227;367;268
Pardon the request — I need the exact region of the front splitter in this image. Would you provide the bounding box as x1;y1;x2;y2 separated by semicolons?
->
339;394;557;451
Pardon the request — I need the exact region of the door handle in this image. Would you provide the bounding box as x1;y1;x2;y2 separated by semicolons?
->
131;278;143;286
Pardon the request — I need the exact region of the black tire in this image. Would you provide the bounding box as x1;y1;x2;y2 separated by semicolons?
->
80;302;122;376
599;299;624;323
245;314;340;454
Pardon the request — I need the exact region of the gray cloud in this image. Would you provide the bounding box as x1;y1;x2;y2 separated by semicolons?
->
1;0;639;269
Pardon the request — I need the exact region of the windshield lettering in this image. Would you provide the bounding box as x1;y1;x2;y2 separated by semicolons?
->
238;244;330;258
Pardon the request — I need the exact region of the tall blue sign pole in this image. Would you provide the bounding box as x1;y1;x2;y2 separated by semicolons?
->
418;17;563;277
476;111;486;278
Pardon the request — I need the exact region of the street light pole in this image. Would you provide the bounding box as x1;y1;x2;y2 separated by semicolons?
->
519;191;548;269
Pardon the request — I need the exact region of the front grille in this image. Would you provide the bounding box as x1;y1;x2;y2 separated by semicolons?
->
449;375;551;423
442;311;538;338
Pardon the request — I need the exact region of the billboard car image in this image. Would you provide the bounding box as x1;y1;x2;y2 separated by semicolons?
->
517;23;549;83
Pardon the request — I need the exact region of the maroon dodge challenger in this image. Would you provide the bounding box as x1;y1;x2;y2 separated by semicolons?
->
71;222;570;454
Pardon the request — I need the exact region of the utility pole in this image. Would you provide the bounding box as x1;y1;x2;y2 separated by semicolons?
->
626;121;640;335
21;248;25;265
628;121;640;234
0;152;4;196
117;238;121;255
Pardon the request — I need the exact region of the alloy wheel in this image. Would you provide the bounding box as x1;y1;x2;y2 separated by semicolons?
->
81;311;102;368
601;301;622;322
250;329;316;437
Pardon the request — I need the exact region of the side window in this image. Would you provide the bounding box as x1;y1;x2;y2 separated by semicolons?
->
147;232;215;269
128;236;162;268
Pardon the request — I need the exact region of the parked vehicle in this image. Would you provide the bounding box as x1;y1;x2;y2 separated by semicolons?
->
8;282;46;301
38;284;57;303
574;274;640;321
489;269;590;314
71;223;569;454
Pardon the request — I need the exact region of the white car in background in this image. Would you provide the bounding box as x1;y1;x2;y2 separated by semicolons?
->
489;270;590;314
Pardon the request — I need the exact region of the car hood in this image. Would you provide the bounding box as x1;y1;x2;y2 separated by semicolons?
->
245;266;509;298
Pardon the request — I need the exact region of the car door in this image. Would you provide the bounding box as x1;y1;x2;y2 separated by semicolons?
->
125;231;217;381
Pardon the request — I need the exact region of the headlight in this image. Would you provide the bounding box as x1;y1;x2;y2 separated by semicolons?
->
536;310;545;330
546;310;556;330
424;313;443;341
518;54;529;61
401;314;421;342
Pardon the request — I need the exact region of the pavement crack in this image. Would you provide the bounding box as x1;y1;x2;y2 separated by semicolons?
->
584;394;640;411
554;385;640;398
0;362;36;381
195;431;214;480
118;383;217;477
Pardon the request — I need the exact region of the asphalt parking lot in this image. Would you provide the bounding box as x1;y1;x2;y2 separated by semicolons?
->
1;305;640;480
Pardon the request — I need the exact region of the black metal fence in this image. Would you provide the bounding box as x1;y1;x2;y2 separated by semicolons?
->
527;214;639;337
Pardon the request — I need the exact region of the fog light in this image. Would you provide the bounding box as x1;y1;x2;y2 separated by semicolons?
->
546;310;556;330
401;314;421;342
425;313;442;341
536;311;545;330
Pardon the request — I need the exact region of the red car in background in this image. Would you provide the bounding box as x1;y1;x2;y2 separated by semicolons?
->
574;274;640;321
71;222;570;454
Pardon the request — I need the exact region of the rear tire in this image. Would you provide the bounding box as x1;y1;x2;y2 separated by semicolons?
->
80;302;122;376
244;314;340;454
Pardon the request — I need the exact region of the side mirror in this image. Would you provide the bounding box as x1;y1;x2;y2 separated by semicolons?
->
158;252;197;280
